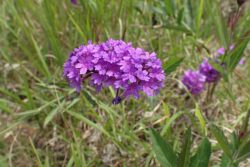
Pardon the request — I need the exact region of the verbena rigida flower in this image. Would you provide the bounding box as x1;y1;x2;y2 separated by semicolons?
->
199;59;220;83
182;70;206;95
70;0;77;5
63;39;165;104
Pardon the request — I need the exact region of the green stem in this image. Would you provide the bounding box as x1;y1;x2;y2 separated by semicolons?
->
205;83;211;103
209;82;217;101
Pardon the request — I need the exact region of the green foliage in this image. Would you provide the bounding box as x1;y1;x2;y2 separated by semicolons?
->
0;0;250;166
210;125;233;159
210;125;250;166
164;57;184;75
177;128;192;167
150;128;211;167
150;129;177;167
226;37;250;72
189;138;211;167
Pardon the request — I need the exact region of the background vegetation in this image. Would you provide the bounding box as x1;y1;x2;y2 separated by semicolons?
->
0;0;250;166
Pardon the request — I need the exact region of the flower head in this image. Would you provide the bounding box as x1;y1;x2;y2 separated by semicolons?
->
71;0;77;5
182;70;206;95
64;39;165;103
199;59;220;83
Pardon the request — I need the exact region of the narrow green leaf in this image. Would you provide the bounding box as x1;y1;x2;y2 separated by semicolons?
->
226;38;250;72
161;111;186;136
190;138;211;167
210;125;232;159
165;0;175;16
66;110;112;139
195;103;206;135
184;0;193;29
210;2;229;47
150;128;177;167
0;99;11;113
237;136;250;160
68;13;87;42
220;153;231;167
195;0;204;35
177;128;192;167
31;35;51;78
43;107;59;127
164;24;192;34
230;132;239;152
177;8;184;25
29;137;43;167
164;57;184;75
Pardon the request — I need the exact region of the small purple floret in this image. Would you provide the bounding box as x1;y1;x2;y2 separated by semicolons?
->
199;59;220;83
216;45;235;56
182;70;206;95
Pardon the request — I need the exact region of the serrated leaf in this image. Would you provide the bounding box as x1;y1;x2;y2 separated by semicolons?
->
189;138;211;167
150;128;177;167
177;128;192;167
210;125;232;159
164;57;184;75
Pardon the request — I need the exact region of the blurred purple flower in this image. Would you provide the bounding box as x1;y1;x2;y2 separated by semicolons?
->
64;39;165;103
216;45;235;56
239;58;246;65
71;0;77;5
182;70;206;95
199;59;220;83
216;44;245;66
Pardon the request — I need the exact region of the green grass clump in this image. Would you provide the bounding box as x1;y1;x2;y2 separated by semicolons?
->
0;0;250;166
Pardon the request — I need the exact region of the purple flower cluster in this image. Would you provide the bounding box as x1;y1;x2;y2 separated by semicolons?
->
199;59;220;83
64;39;165;103
182;59;220;95
182;44;241;95
182;70;206;95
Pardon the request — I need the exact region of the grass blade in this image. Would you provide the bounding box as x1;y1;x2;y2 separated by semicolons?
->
177;128;192;167
210;125;232;159
150;128;177;167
